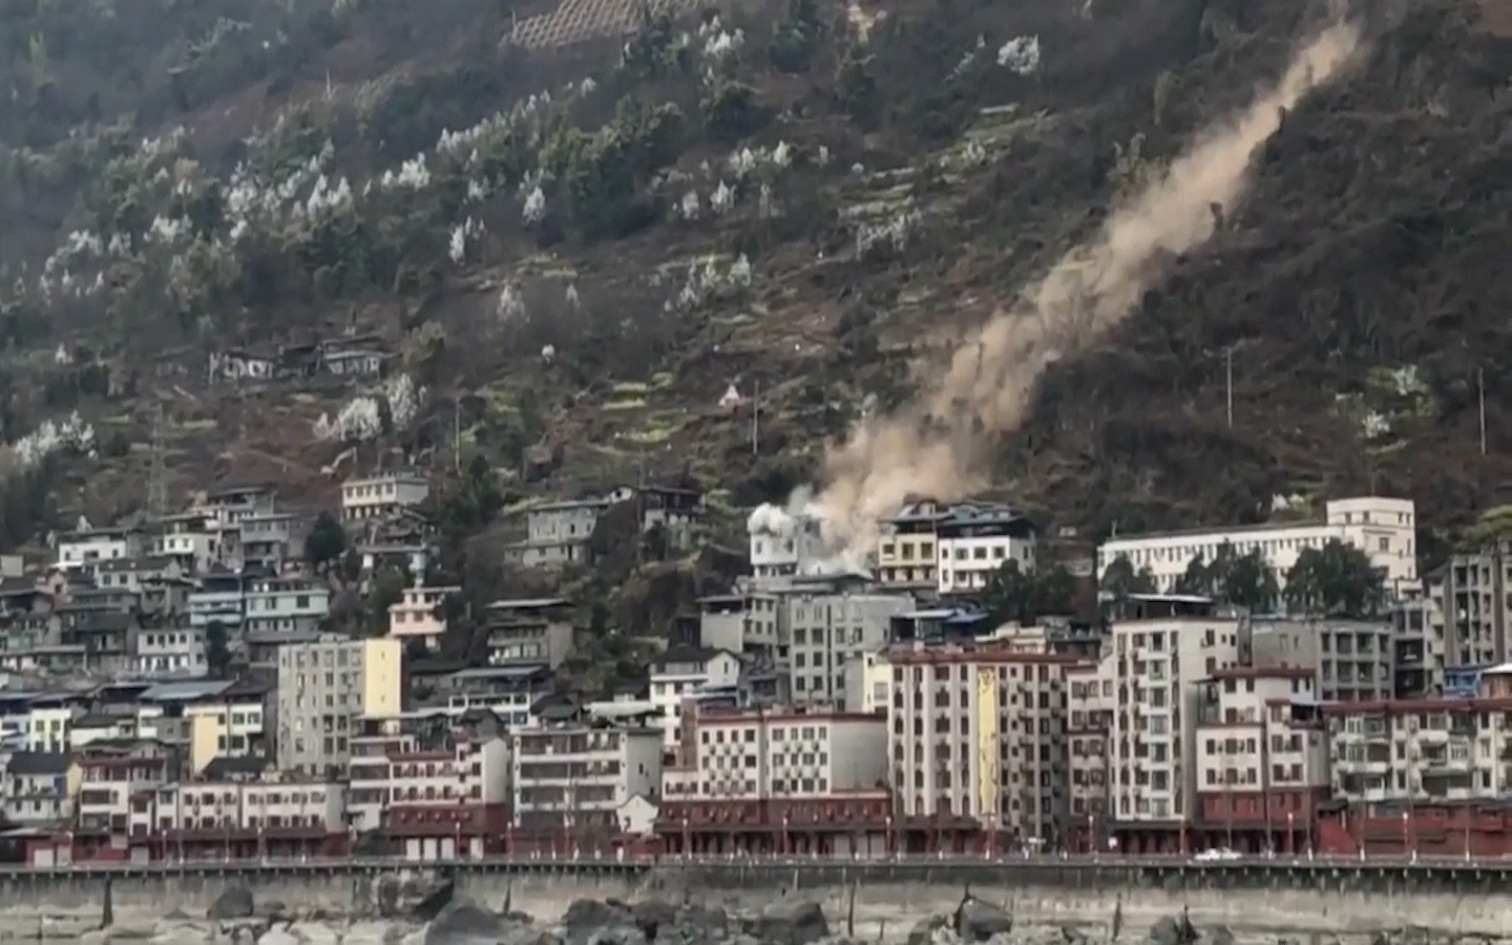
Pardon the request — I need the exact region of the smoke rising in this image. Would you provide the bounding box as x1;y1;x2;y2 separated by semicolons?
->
808;20;1365;558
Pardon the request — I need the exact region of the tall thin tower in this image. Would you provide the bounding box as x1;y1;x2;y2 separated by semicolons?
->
147;404;167;521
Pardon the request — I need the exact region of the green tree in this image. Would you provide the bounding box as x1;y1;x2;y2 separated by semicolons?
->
205;620;231;678
1284;539;1386;617
369;564;410;635
1100;553;1157;600
985;561;1077;625
304;511;347;571
1172;555;1214;596
1172;542;1278;611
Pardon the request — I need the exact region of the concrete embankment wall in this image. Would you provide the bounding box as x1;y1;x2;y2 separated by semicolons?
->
4;865;1512;936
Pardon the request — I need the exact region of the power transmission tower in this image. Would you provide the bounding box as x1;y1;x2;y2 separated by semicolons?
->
147;404;167;521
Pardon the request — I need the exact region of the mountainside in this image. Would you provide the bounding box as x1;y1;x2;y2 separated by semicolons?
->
0;0;1508;559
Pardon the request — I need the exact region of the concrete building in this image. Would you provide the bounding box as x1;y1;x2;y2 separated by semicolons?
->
1193;667;1328;854
483;598;574;669
1249;617;1395;703
649;647;741;752
747;505;827;586
935;503;1038;595
886;644;1076;851
1104;595;1245;852
1066;660;1114;852
244;578;330;634
276;636;402;777
341;472;430;522
413;665;554;728
195;484;278;531
785;587;912;705
132;625;208;678
696;591;781;655
55;527;146;573
510;495;617;568
157;513;222;574
657;704;890;856
1095;496;1418;594
25;698;82;753
75;739;176;841
188;569;251;631
510;720;662;852
388;585;458;651
842;652;892;714
875;501;945;590
0;750;74;826
135;679;271;771
1392;591;1446;699
1428;545;1512;668
239;513;302;571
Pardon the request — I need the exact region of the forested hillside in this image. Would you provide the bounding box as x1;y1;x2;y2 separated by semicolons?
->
0;0;1507;565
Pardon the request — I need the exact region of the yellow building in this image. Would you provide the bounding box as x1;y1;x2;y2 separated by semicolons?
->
275;635;402;777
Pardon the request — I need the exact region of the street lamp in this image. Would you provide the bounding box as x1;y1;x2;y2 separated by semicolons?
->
1401;809;1411;862
1286;811;1295;859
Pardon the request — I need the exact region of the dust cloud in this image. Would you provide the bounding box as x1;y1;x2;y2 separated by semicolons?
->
808;20;1365;558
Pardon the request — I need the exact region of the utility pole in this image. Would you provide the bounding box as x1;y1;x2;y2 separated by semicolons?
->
1478;367;1487;456
750;381;760;456
147;404;167;521
1225;347;1234;428
453;398;462;475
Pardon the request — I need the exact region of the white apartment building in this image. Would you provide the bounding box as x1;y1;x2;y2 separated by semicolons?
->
1105;600;1244;842
157;513;222;573
669;705;886;801
25;702;80;753
1327;690;1512;804
649;647;741;752
843;652;892;714
55;527;145;573
341;472;430;522
747;505;827;585
388;585;458;651
935;503;1038;594
876;500;1038;595
76;741;175;834
886;645;1074;842
133;626;207;678
1096;496;1417;593
151;778;345;834
511;723;661;838
1066;661;1114;845
1194;667;1327;848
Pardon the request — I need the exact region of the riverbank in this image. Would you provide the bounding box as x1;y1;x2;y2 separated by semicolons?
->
4;861;1512;935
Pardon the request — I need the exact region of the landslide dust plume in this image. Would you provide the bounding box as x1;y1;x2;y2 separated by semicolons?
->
811;20;1365;556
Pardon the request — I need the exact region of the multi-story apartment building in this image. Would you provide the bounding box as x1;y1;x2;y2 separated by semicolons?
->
747;505;827;586
135;679;271;768
509;494;618;568
875;500;1038;595
75;739;176;847
0;750;74;827
886;643;1075;850
657;705;891;856
341;471;430;522
649;647;741;753
935;503;1038;595
1193;667;1327;855
842;652;892;714
1428;544;1512;668
1392;591;1446;699
510;719;661;852
187;569;252;631
195;484;278;532
148;776;343;860
388;584;458;651
157;512;222;574
483;598;575;669
1096;496;1418;594
1249;617;1394;702
55;527;146;574
275;636;402;777
696;591;782;655
1105;596;1244;852
239;512;301;571
244;578;330;634
785;587;912;705
1066;660;1114;851
133;625;207;678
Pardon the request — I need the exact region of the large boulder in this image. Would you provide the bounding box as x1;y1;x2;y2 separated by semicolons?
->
631;901;678;941
424;903;508;945
586;927;648;945
1148;915;1198;945
209;887;256;921
954;899;1012;944
747;901;829;945
563;900;632;932
676;904;729;939
907;914;953;945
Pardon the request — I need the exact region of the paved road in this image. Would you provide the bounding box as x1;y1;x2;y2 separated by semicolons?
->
14;852;1512;875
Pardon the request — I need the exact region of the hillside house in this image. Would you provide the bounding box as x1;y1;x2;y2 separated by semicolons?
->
55;527;146;574
484;598;575;670
342;472;430;522
208;349;278;384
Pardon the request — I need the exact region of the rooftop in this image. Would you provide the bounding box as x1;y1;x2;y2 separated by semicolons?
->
139;679;234;703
